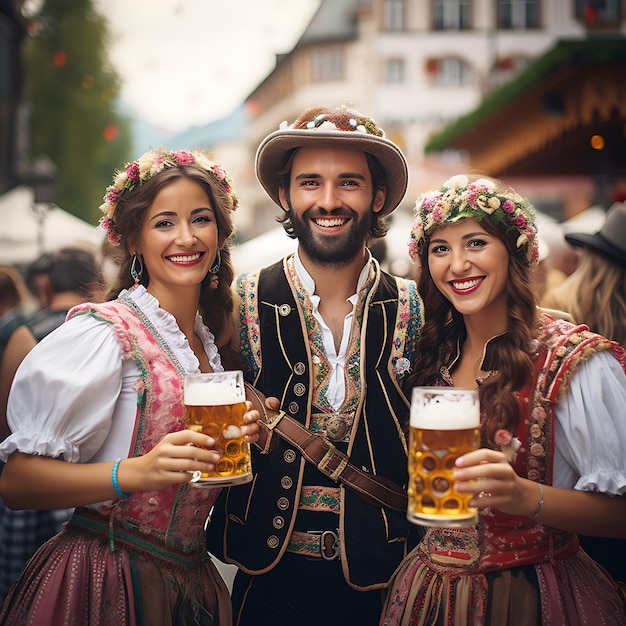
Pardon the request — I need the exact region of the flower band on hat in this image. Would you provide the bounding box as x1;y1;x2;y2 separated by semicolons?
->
278;107;386;138
408;174;540;267
99;148;238;246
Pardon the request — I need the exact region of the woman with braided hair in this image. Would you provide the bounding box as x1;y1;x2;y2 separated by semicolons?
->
380;174;626;625
0;148;260;625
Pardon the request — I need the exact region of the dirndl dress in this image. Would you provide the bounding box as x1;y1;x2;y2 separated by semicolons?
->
0;296;232;625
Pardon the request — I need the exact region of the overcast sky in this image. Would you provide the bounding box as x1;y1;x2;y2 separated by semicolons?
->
97;0;320;132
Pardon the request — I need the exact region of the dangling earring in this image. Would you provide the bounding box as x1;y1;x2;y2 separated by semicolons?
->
130;253;144;286
208;250;221;289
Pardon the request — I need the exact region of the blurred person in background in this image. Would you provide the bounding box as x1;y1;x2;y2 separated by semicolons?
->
0;267;37;605
0;248;106;604
0;267;34;441
26;247;106;340
542;202;626;348
541;202;626;584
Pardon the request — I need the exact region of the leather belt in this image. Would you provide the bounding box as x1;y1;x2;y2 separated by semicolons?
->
287;529;340;560
245;383;408;513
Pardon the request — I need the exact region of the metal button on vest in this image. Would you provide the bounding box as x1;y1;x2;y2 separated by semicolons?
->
267;535;280;549
279;304;291;316
284;449;297;463
293;383;306;397
272;516;285;529
277;497;290;510
288;401;299;414
280;476;293;489
294;362;306;376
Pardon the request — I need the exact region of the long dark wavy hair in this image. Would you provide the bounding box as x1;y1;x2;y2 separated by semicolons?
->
405;218;541;448
105;165;242;370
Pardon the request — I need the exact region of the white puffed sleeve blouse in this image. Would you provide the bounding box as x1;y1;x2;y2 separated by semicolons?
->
0;286;222;466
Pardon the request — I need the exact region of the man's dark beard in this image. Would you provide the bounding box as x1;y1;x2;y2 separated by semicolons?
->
286;199;373;267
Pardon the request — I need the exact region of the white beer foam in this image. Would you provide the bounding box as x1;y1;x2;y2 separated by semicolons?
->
410;395;479;430
185;383;244;406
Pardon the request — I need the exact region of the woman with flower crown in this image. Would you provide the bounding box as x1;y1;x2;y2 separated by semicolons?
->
380;174;626;625
0;148;260;625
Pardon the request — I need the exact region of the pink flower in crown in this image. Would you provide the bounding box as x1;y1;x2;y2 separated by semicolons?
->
99;217;122;246
466;189;479;207
172;150;195;165
105;187;120;206
126;161;140;184
502;199;516;213
212;165;227;180
513;215;527;228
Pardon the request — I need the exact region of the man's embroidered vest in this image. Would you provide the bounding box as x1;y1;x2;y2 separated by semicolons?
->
207;258;421;589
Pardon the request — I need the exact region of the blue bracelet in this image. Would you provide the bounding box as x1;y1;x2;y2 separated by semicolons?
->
112;458;131;499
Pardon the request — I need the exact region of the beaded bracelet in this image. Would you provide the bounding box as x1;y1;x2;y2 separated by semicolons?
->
112;458;131;499
529;483;544;519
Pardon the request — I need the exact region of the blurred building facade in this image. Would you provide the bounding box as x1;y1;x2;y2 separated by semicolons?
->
220;0;625;240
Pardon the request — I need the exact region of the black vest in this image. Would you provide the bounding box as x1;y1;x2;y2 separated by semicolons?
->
207;259;420;589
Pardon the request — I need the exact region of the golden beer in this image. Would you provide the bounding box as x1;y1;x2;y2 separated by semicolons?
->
408;387;480;527
184;371;252;487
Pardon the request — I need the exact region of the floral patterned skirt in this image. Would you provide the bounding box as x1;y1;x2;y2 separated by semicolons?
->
380;544;625;626
0;513;231;626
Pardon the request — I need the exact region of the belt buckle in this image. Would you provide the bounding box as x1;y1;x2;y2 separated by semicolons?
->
308;529;340;561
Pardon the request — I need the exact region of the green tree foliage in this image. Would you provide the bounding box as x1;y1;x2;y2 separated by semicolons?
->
22;0;131;224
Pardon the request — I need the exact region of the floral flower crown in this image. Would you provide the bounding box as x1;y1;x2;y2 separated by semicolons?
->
408;174;539;267
279;106;385;138
99;148;238;246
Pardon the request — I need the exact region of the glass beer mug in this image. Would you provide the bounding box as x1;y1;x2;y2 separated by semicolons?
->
407;387;480;527
184;370;252;487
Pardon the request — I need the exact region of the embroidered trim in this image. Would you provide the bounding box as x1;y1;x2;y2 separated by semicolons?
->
298;485;341;513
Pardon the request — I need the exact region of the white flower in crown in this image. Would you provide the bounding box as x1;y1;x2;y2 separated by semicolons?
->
474;177;496;190
444;174;469;190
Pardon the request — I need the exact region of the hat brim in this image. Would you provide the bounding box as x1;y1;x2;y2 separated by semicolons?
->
255;129;408;217
565;231;626;265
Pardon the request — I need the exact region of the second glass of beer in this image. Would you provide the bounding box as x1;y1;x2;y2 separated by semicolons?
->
184;370;252;487
407;386;480;527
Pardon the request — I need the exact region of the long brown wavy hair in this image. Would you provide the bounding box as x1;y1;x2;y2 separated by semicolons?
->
405;218;541;448
104;165;242;370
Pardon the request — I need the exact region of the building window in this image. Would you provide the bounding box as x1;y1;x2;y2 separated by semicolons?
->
574;0;622;25
384;58;406;83
383;0;408;32
310;46;343;82
426;57;473;86
433;0;471;31
497;0;541;29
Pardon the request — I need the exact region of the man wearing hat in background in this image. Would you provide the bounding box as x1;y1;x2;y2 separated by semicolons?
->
542;201;626;348
207;106;422;625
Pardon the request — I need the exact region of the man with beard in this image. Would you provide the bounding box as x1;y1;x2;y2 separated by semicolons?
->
207;106;423;626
